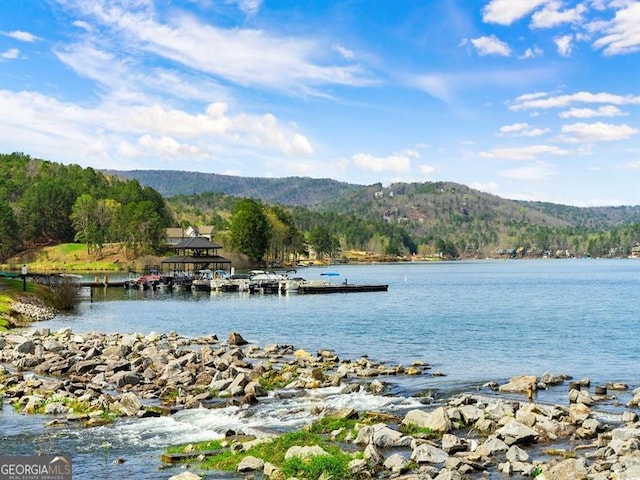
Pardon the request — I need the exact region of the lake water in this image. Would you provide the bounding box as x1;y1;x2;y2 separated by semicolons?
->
2;259;639;479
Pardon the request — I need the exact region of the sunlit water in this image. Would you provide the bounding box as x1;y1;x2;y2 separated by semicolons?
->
2;259;639;478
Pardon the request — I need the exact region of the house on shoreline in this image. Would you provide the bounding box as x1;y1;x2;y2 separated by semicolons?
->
165;226;216;245
163;226;231;274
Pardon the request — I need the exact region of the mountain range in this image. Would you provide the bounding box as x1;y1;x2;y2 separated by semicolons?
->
108;169;640;232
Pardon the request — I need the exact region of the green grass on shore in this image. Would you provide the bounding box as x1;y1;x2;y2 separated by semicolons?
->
1;243;127;273
0;278;48;331
164;416;369;479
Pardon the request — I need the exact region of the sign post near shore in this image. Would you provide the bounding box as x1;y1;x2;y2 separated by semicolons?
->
21;264;27;291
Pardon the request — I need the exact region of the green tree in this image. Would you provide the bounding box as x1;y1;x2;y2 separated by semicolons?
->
18;179;75;243
309;225;339;260
71;194;99;252
0;199;20;261
230;199;271;262
435;237;458;259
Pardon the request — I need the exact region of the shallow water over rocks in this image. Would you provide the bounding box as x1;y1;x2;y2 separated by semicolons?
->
1;259;638;478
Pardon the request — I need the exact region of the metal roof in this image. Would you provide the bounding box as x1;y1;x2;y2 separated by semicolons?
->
171;237;223;249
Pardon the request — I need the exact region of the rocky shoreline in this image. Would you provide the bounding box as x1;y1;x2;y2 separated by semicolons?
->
1;327;639;479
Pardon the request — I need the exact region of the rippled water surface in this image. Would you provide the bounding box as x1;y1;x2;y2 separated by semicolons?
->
2;259;639;478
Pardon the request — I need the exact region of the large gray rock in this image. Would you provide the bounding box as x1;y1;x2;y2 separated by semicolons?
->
227;331;248;346
411;443;449;464
118;392;142;417
544;458;588;480
476;436;509;456
16;339;35;354
355;424;410;448
382;453;410;474
434;470;463;480
612;427;640;442
402;406;452;433
42;339;63;352
495;420;539;446
363;443;382;466
168;472;202;480
371;425;411;448
506;445;529;462
102;344;130;359
44;402;68;415
348;458;368;476
441;433;467;454
458;404;484;425
498;375;537;393
284;445;328;460
111;371;140;388
237;455;264;472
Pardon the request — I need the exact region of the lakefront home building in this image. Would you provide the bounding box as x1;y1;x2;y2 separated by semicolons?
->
165;226;215;245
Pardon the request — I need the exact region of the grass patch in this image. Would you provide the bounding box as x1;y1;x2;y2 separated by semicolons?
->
399;423;442;439
308;416;358;435
193;430;356;479
258;365;300;391
282;450;353;479
0;278;48;331
14;394;106;417
166;439;224;455
2;243;127;272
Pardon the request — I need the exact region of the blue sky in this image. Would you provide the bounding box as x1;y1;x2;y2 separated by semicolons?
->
0;0;638;206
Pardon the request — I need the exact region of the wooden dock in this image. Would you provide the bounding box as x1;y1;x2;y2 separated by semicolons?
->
80;276;126;288
81;280;126;288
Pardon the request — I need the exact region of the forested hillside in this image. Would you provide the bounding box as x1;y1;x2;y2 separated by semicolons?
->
108;169;362;207
0;153;172;262
3;154;639;265
125;169;640;259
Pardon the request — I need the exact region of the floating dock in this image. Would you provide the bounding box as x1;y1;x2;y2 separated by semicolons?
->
297;283;388;294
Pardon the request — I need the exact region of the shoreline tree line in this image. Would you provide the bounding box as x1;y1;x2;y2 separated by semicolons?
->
1;152;639;266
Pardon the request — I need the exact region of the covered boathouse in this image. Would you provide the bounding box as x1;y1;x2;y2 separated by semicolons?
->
161;237;231;276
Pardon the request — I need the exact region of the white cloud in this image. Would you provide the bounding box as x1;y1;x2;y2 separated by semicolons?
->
120;135;205;160
411;67;553;105
1;48;19;60
333;44;356;60
55;43;230;103
72;20;95;32
518;46;544;59
531;1;586;28
3;30;40;42
558;105;627;118
592;2;640;55
236;113;314;156
418;164;436;175
483;0;548;25
480;144;570;160
555;34;574;56
351;152;412;172
0;90;313;163
63;1;374;96
500;162;560;181
410;75;454;103
230;0;263;16
498;122;550;137
470;35;512;56
559;122;639;142
510;91;640;110
470;181;500;193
